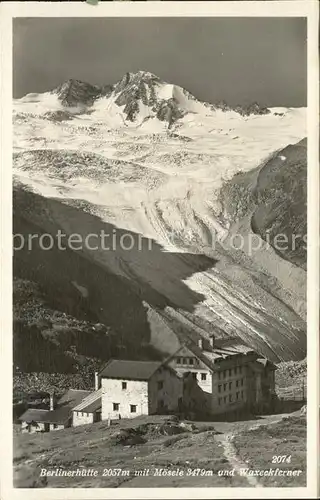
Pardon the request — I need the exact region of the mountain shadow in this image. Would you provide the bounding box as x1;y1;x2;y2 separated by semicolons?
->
13;186;218;373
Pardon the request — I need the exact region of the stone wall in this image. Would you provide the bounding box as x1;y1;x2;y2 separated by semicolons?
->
211;358;248;414
101;378;149;420
148;367;183;414
49;423;65;431
72;411;94;427
21;421;46;433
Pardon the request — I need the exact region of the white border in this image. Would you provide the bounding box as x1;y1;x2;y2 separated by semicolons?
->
0;2;319;499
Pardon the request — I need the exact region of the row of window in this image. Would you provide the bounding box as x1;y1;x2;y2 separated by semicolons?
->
113;403;137;413
121;381;165;390
218;391;244;405
176;357;196;366
176;360;244;379
217;366;243;379
191;372;207;381
218;379;244;393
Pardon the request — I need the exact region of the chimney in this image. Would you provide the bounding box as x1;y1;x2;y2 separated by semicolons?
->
49;393;55;411
94;371;99;391
209;334;215;349
198;338;204;350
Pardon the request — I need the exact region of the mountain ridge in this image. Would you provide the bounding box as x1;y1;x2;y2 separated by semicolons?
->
48;71;272;123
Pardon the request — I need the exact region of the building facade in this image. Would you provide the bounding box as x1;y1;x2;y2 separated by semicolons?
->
99;359;183;420
72;388;102;427
167;336;276;416
18;338;277;433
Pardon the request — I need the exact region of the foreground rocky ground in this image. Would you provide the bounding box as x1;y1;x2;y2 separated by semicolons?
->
13;410;305;488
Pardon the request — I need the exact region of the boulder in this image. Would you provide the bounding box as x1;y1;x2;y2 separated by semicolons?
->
159;423;185;436
112;427;147;446
179;422;197;432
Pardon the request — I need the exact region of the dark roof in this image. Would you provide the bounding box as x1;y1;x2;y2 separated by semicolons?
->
18;409;49;423
43;389;92;424
19;389;92;425
99;359;163;380
41;407;71;425
72;389;102;413
170;338;258;372
57;389;91;407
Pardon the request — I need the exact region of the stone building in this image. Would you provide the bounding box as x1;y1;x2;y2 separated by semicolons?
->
72;388;102;427
19;389;91;433
19;336;277;433
99;359;183;420
166;336;276;417
18;409;51;433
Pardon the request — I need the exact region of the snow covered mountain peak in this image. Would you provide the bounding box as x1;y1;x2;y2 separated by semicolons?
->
43;71;208;127
106;70;212;126
13;71;307;362
52;79;112;107
15;71;304;134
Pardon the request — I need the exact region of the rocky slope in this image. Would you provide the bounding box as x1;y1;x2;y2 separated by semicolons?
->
219;138;307;269
13;71;307;374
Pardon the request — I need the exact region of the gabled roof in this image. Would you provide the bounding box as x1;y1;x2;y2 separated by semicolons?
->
57;389;91;407
72;388;102;413
19;389;92;425
44;389;92;423
18;409;49;423
41;407;71;425
99;359;163;381
169;337;258;372
180;342;215;371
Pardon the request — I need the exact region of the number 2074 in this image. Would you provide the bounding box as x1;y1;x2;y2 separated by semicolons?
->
272;455;292;464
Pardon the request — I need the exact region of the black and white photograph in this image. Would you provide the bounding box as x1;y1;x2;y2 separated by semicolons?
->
0;1;319;498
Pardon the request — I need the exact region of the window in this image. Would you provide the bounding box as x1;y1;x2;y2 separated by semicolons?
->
241;390;244;399
113;403;119;411
223;371;227;379
130;405;137;413
229;381;232;390
218;385;222;393
189;358;194;365
183;358;188;364
228;369;232;376
53;423;58;429
218;372;221;380
192;372;197;379
158;381;164;390
236;380;239;388
236;392;239;400
201;373;207;381
234;367;237;375
218;397;222;405
223;383;227;391
224;396;227;403
176;357;181;364
229;394;232;402
122;382;127;390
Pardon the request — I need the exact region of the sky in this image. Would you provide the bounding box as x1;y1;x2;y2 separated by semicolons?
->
13;17;307;107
